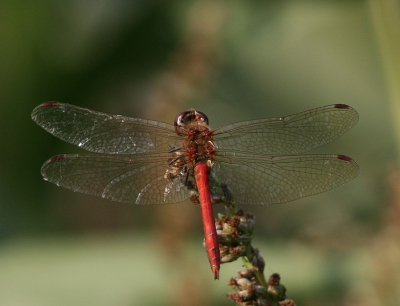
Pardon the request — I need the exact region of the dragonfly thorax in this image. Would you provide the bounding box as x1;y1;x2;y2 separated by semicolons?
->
165;118;216;193
183;125;216;165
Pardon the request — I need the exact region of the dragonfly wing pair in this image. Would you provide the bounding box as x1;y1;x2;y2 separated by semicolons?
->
33;102;359;206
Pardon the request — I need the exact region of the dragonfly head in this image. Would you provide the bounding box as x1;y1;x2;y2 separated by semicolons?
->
174;109;209;136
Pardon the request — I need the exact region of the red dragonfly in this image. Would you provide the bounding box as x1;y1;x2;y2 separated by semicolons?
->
32;102;359;279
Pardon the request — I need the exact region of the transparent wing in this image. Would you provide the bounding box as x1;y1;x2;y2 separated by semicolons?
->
213;104;358;155
210;153;360;205
41;153;191;204
31;102;181;154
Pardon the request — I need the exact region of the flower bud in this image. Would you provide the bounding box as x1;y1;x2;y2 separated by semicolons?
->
246;214;255;234
219;245;230;257
238;269;255;279
267;273;288;301
220;245;245;263
231;245;245;257
210;194;222;204
217;231;234;244
251;248;265;273
229;276;253;290
279;299;295;306
254;285;267;297
223;222;234;234
220;182;233;202
238;217;249;233
237;233;251;243
255;298;269;306
268;273;280;286
226;289;253;302
220;252;236;263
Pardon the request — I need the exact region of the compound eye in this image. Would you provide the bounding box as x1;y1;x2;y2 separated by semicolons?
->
195;110;209;125
174;110;209;135
174;110;191;136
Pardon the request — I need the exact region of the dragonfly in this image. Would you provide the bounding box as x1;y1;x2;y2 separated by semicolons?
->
31;102;359;279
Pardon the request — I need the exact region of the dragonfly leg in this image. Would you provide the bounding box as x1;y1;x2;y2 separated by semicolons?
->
168;145;182;153
190;193;200;204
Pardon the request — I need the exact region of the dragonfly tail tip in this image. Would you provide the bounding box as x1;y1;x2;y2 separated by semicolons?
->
213;269;219;280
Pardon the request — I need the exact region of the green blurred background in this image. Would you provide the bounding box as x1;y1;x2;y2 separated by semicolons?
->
1;0;399;305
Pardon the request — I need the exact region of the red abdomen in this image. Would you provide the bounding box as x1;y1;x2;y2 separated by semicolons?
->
194;163;220;279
